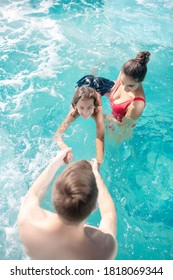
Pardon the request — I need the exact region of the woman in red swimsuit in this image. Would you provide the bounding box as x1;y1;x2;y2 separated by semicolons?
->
105;51;150;127
73;51;150;143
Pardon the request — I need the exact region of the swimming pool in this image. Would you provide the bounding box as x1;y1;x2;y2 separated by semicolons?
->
0;0;173;260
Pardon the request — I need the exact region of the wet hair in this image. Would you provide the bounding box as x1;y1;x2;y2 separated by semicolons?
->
121;51;150;82
71;85;101;109
52;160;98;224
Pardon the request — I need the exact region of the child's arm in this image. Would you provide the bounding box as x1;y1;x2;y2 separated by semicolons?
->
54;109;78;163
93;107;104;166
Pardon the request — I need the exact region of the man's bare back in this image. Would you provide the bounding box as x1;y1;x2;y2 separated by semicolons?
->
19;210;116;260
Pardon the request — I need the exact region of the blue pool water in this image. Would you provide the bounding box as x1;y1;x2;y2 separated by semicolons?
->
0;0;173;260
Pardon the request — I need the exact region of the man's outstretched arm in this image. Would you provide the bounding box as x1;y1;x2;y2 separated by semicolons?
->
18;148;71;223
91;159;117;238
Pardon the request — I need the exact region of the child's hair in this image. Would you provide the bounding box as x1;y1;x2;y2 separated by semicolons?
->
71;85;101;108
121;51;150;82
52;160;98;223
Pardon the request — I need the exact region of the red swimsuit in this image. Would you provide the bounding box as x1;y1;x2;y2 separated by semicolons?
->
110;81;146;122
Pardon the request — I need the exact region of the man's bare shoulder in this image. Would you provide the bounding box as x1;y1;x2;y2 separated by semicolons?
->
84;225;117;260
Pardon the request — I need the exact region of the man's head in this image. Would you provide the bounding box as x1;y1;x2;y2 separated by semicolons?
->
52;160;98;224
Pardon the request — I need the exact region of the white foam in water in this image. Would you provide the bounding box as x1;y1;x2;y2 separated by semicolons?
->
0;101;7;112
0;78;24;88
37;43;64;78
136;0;145;3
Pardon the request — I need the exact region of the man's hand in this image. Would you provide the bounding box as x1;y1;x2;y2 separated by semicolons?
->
52;148;72;166
64;150;73;164
90;158;99;174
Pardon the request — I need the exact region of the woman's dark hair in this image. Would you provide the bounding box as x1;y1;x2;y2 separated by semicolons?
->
71;85;101;108
121;51;150;82
52;160;98;224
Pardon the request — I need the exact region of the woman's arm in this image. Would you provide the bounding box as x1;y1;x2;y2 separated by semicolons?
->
104;113;126;127
125;100;145;121
104;113;136;128
104;97;145;127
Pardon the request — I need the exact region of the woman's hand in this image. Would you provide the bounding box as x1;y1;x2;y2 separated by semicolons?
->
104;114;119;123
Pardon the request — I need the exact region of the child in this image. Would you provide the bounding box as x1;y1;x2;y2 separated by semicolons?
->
54;86;104;166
